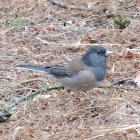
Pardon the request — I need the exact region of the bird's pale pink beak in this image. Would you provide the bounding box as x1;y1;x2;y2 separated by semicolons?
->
105;50;113;56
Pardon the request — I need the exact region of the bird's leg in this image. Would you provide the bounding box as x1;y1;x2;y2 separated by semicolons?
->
67;89;73;105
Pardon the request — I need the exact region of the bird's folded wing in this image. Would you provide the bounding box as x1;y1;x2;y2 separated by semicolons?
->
44;59;88;78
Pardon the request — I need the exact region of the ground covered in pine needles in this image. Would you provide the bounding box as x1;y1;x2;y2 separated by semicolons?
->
0;0;140;139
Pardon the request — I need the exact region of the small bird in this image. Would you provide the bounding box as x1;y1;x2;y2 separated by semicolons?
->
16;46;112;105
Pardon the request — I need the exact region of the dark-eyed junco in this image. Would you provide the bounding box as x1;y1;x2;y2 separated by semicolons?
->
16;46;112;105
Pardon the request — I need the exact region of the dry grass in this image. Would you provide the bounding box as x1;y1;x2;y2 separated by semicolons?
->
0;0;140;139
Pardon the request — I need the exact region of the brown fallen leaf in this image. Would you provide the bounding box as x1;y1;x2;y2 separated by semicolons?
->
34;26;40;31
120;48;133;58
46;25;55;31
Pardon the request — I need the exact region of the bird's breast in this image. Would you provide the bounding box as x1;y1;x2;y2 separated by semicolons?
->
59;69;100;91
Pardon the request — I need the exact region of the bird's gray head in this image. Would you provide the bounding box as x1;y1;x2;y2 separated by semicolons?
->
82;46;112;81
82;46;108;67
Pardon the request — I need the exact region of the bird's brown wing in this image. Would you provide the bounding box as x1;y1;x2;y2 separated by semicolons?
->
44;59;88;78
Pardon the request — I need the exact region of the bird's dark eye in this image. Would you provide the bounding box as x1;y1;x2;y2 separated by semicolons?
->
97;51;101;54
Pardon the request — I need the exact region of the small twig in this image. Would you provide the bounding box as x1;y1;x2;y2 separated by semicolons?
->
48;0;96;11
4;84;139;113
111;78;135;87
2;79;139;123
3;86;64;112
100;85;140;91
100;78;140;91
4;83;140;113
36;36;48;44
36;37;122;46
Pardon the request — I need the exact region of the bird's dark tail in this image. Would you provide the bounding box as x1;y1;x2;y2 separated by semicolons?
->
16;65;46;73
